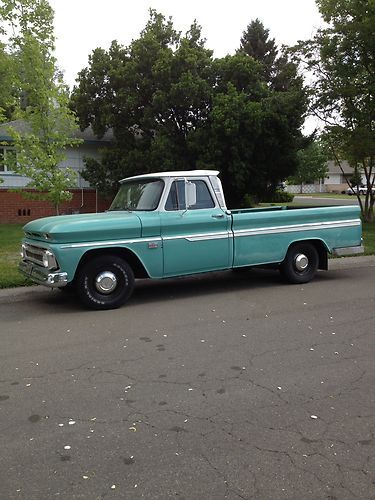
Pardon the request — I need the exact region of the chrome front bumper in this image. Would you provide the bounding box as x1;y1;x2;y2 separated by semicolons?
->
19;260;68;288
333;244;365;257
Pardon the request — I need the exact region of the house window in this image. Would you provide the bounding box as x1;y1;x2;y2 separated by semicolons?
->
0;147;16;172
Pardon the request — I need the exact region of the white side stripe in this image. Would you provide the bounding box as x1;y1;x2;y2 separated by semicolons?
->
163;232;231;242
61;237;162;249
234;219;360;237
60;219;360;248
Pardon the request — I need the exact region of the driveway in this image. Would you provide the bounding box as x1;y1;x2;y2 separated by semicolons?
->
1;257;375;499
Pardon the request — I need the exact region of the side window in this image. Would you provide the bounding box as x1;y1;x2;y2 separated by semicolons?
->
190;180;215;209
165;180;186;211
165;179;215;211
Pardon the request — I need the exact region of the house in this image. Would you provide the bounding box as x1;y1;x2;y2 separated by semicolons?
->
324;160;366;193
0;120;113;223
286;160;367;194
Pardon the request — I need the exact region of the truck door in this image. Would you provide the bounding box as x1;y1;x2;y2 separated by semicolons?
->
160;178;232;277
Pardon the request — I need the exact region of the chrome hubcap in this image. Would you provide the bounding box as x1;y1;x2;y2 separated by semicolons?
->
95;271;117;294
295;253;309;272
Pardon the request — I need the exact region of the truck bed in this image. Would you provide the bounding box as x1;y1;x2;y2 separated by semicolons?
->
230;205;362;268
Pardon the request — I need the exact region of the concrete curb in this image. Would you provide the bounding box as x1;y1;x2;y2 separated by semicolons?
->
328;254;375;269
1;255;374;303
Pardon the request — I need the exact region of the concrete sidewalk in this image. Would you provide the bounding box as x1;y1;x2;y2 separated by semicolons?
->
1;255;374;303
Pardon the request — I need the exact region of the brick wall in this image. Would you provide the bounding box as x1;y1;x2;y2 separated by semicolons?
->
0;189;111;224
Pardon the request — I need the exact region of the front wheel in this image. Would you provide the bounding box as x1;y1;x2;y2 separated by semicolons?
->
280;243;319;284
77;255;134;310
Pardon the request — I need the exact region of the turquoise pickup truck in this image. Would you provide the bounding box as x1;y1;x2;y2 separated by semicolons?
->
19;170;363;310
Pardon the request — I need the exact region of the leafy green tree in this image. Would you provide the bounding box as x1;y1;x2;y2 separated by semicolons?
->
293;0;375;221
72;12;307;206
348;166;362;188
72;10;214;196
288;140;328;192
201;21;307;206
0;43;16;122
0;0;81;213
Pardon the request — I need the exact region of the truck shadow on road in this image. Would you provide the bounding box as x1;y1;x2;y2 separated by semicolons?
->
41;267;344;313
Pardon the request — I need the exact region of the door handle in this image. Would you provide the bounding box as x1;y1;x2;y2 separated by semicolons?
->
212;214;225;219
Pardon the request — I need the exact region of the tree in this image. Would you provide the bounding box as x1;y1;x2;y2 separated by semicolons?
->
0;43;16;122
239;19;278;81
201;21;307;206
288;140;328;192
0;0;81;213
293;0;375;221
72;13;307;206
72;11;213;197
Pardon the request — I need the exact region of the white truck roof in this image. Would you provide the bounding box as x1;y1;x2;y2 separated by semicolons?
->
120;170;220;183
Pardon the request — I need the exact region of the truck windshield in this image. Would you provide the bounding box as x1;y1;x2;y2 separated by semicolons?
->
109;179;164;211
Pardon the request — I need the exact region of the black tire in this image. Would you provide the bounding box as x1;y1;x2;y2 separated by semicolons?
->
280;243;319;284
77;255;134;310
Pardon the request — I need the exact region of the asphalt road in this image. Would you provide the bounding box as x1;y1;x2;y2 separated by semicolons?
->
1;257;375;500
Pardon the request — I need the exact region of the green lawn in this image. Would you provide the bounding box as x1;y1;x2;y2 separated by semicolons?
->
295;193;352;200
0;220;374;289
0;224;31;289
363;222;375;255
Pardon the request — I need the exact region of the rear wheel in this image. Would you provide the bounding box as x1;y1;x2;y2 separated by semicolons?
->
280;243;319;284
77;255;134;310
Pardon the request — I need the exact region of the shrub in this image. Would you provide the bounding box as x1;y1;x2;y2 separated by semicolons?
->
242;194;258;207
262;189;294;203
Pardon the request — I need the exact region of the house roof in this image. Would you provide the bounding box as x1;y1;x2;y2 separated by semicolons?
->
0;119;113;143
327;160;354;175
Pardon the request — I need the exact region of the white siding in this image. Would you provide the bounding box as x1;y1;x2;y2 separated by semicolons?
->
325;173;342;185
0;143;105;189
0;172;32;187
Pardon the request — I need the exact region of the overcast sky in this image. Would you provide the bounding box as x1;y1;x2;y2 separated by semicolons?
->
49;0;324;89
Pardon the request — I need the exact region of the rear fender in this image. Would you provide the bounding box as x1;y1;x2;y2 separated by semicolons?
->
284;239;329;270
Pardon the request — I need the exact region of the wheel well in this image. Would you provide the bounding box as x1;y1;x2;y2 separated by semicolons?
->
287;239;328;270
75;248;150;280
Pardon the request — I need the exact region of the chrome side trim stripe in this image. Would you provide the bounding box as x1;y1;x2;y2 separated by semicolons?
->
163;231;231;242
61;237;162;249
186;234;230;242
61;233;231;248
60;219;360;249
234;219;360;237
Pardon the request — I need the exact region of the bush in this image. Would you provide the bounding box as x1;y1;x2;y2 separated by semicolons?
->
262;189;294;203
242;194;258;207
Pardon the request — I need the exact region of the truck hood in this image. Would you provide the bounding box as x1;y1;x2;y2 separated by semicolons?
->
23;212;142;244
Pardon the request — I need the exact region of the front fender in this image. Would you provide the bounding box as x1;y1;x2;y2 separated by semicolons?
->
55;237;164;282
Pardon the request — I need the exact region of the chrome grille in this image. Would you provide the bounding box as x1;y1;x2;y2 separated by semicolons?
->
23;244;45;265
